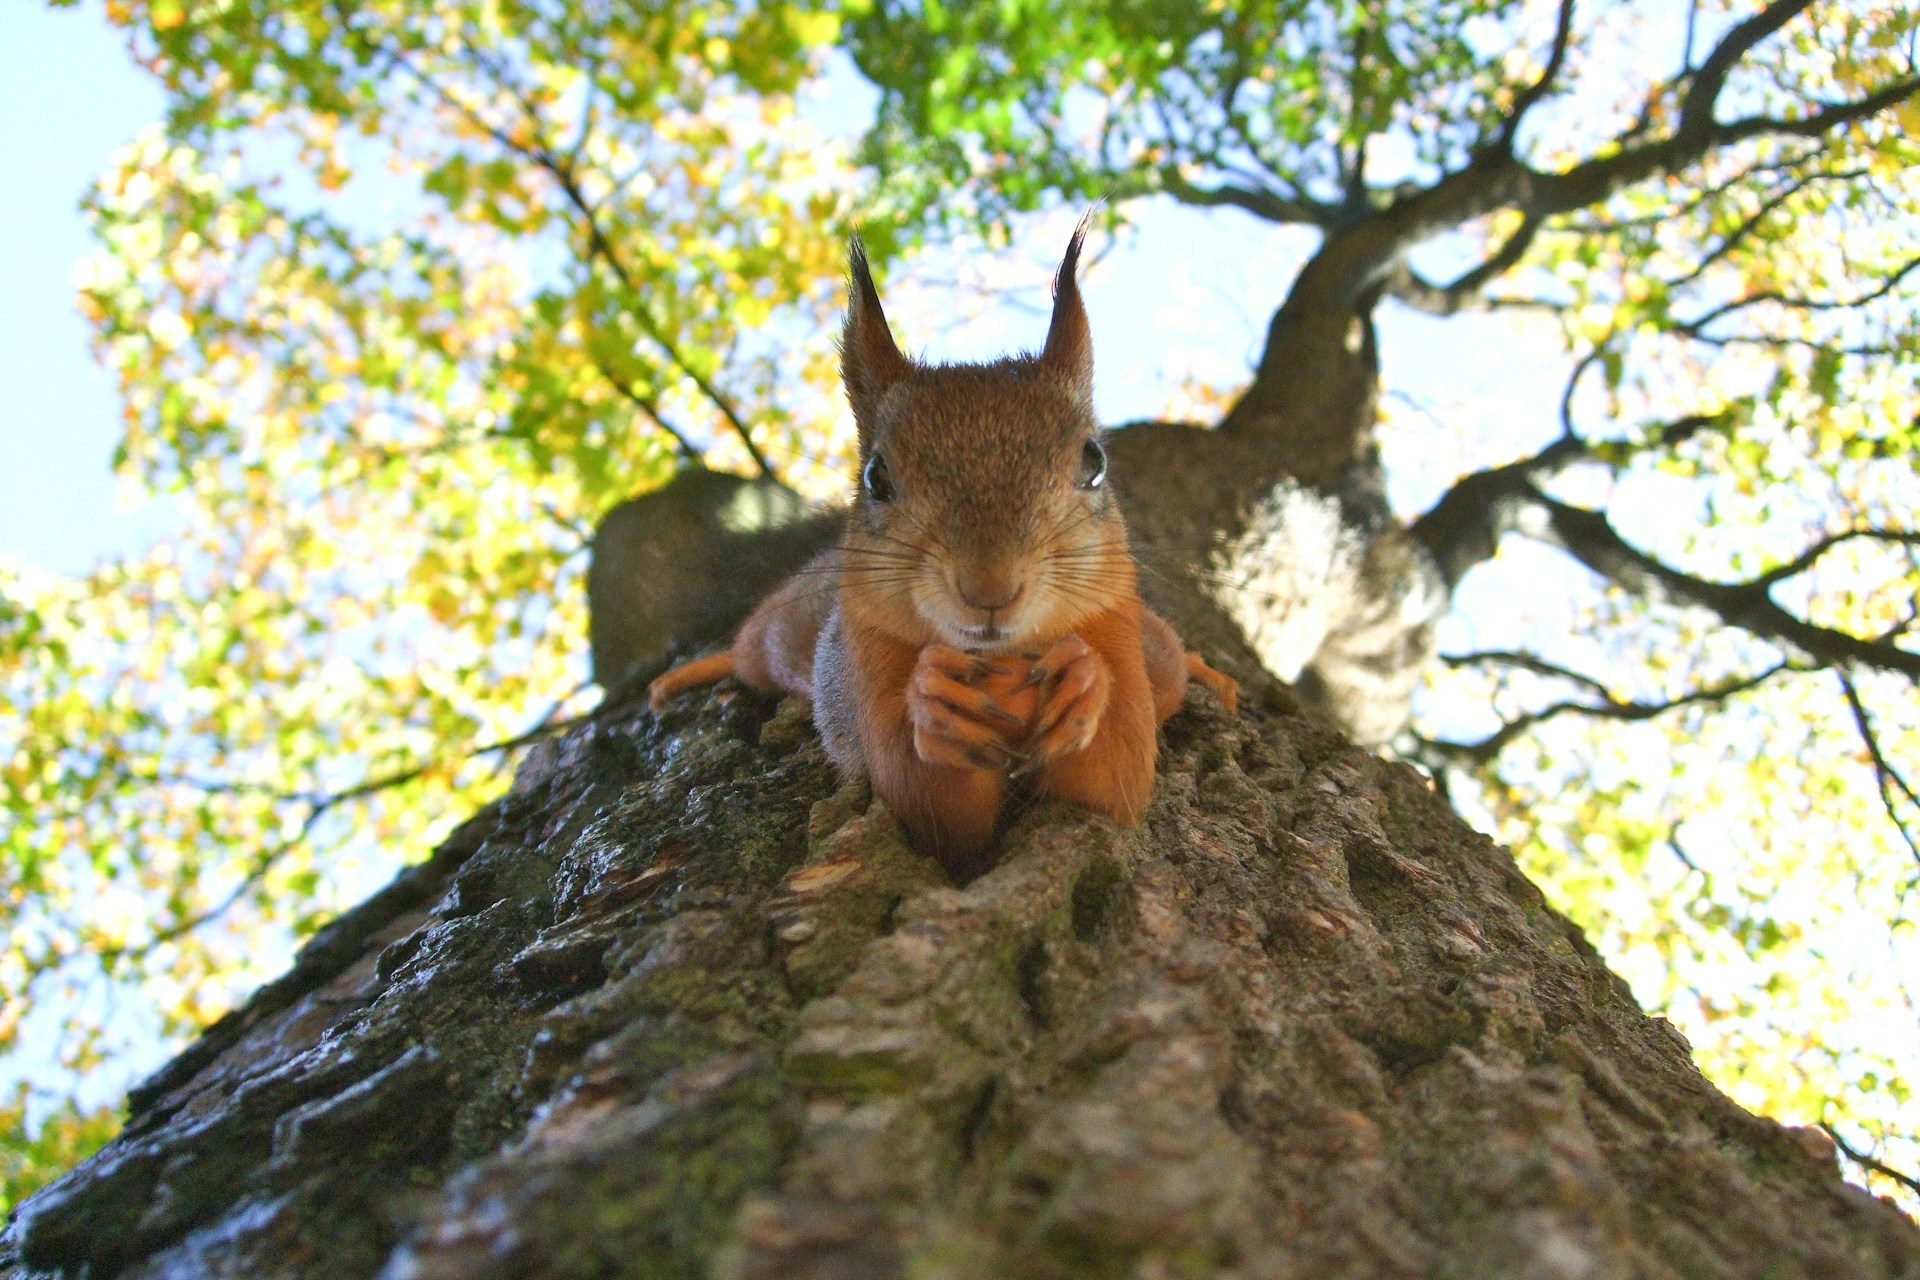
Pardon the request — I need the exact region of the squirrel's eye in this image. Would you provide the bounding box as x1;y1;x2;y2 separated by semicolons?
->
1078;438;1108;490
863;453;896;503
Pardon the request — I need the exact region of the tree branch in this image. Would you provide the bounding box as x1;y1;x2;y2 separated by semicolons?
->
497;119;780;482
377;40;776;479
1411;472;1920;683
1713;74;1920;147
1545;494;1915;680
1678;330;1897;357
1749;529;1920;590
1409;410;1723;583
1534;65;1920;218
98;699;587;969
1679;1;1813;131
1229;0;1913;445
1562;147;1821;233
1339;16;1374;208
1441;648;1612;701
1662;165;1872;291
583;348;705;464
1383;2;1912;266
1498;0;1580;150
1160;171;1335;228
1675;254;1920;334
1384;213;1542;314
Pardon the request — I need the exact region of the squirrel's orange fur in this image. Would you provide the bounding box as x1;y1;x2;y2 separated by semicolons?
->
652;222;1236;875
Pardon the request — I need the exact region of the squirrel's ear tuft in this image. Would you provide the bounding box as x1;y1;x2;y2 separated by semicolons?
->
1038;212;1094;394
842;236;911;449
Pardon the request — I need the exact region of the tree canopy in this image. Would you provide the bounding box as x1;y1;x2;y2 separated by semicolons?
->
3;0;1917;1212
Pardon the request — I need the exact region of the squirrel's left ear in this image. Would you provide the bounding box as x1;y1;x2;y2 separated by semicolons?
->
843;236;912;453
1038;213;1094;395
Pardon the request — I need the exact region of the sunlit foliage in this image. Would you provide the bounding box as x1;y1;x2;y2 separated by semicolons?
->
3;0;861;1206
4;0;1917;1209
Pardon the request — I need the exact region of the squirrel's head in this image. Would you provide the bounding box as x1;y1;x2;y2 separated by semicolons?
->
837;220;1131;654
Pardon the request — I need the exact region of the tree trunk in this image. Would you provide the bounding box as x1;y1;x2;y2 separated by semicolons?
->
6;655;1916;1278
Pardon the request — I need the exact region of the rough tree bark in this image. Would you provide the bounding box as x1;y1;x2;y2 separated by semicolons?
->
6;633;1918;1279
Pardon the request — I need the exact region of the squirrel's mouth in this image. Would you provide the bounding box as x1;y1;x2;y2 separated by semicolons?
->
917;581;1042;654
958;622;1011;650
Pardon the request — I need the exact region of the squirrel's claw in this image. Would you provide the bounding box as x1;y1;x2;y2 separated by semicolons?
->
909;646;1025;773
1017;633;1091;692
968;655;1020;681
1019;634;1110;770
915;664;1026;731
911;718;1018;773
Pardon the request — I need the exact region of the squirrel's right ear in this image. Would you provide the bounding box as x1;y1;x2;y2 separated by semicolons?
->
1038;214;1094;398
842;237;911;450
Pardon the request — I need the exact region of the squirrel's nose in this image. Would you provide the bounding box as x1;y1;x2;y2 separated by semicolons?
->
955;575;1025;613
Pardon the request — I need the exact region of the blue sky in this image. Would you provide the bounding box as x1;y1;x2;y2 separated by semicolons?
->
0;3;176;575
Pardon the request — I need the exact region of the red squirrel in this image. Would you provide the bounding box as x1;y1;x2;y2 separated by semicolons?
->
650;224;1237;875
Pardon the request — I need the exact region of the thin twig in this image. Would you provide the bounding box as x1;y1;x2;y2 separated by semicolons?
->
1499;0;1580;150
377;40;772;477
583;348;704;463
1442;648;1613;701
1821;1124;1920;1196
1836;672;1920;865
96;692;591;967
1750;529;1920;590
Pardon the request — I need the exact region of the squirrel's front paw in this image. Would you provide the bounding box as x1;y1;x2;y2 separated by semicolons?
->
908;645;1027;772
1014;634;1111;774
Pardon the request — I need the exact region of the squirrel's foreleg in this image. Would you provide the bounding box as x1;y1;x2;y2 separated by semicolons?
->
648;651;738;711
1140;605;1238;719
1027;606;1159;827
648;552;835;710
844;629;1013;876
